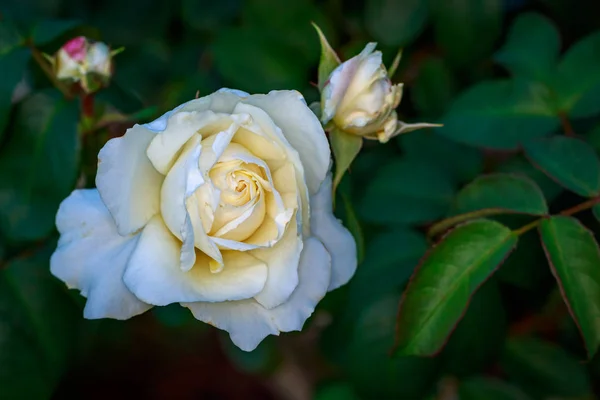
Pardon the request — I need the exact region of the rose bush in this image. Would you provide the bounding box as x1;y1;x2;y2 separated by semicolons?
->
50;88;357;351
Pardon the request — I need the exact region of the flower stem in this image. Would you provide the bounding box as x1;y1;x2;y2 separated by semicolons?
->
29;44;72;98
513;196;600;236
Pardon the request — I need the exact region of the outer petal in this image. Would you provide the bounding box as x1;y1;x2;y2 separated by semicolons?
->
251;219;303;309
243;91;330;194
96;125;163;236
50;189;151;319
123;216;268;306
310;175;357;291
184;237;331;351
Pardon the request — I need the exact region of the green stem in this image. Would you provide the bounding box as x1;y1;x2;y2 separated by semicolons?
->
29;44;72;98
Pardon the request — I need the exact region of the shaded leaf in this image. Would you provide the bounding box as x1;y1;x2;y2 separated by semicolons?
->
181;0;240;31
496;156;563;203
429;0;503;67
347;228;427;309
346;294;440;398
555;31;600;118
360;158;456;225
454;174;548;215
524;136;600;197
412;57;457;118
31;19;82;45
539;216;600;358
459;377;531;400
365;0;428;47
0;91;80;242
395;219;517;356
0;48;31;137
440;79;559;150
494;13;560;80
501;337;592;397
442;281;507;377
0;245;80;399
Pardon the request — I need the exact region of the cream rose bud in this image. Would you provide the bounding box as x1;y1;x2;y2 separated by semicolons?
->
50;89;357;351
321;43;404;143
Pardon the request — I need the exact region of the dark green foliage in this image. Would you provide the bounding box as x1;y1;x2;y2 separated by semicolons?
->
1;0;600;398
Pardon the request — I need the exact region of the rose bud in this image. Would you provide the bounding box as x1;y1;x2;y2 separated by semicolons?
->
321;43;438;143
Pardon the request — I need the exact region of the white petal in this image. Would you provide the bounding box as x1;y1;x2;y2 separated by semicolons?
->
160;135;222;269
310;175;357;291
243;91;330;195
96;125;163;236
50;189;151;319
217;88;249;97
147;111;220;175
321;56;362;124
123;216;268;306
251;219;303;309
183;237;331;351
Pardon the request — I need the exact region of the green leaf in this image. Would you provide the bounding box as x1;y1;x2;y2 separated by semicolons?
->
555;31;600;118
181;0;240;31
440;79;559;150
338;190;365;264
459;377;532;400
494;13;560;81
399;130;483;184
454;174;548;215
0;18;24;55
412;57;457;118
0;91;80;242
496;230;551;290
496;156;563;203
501;337;592;398
345;294;440;399
31;19;82;45
0;48;31;137
441;281;507;377
365;0;428;47
330;128;362;192
359;158;456;225
0;246;80;399
347;228;427;310
539;216;600;358
314;382;361;400
313;23;340;91
395;219;517;356
213;27;309;93
429;0;502;67
524;136;600;197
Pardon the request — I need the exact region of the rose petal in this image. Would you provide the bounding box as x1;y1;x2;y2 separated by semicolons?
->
96;124;163;236
160;134;221;270
147;111;231;175
310;175;357;291
123;215;268;305
50;189;151;319
252;219;303;309
183;237;331;351
243;91;330;195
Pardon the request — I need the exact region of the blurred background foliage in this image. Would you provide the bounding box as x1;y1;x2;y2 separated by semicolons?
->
2;0;600;399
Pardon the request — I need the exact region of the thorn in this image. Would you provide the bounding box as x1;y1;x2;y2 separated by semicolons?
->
309;81;318;88
195;90;200;99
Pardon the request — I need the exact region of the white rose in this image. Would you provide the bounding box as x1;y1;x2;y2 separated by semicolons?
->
50;89;357;351
321;43;403;143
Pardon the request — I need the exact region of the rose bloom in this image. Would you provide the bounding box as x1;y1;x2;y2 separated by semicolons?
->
51;89;357;351
321;43;403;143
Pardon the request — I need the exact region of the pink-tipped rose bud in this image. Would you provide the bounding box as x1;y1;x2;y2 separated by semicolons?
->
53;36;114;93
